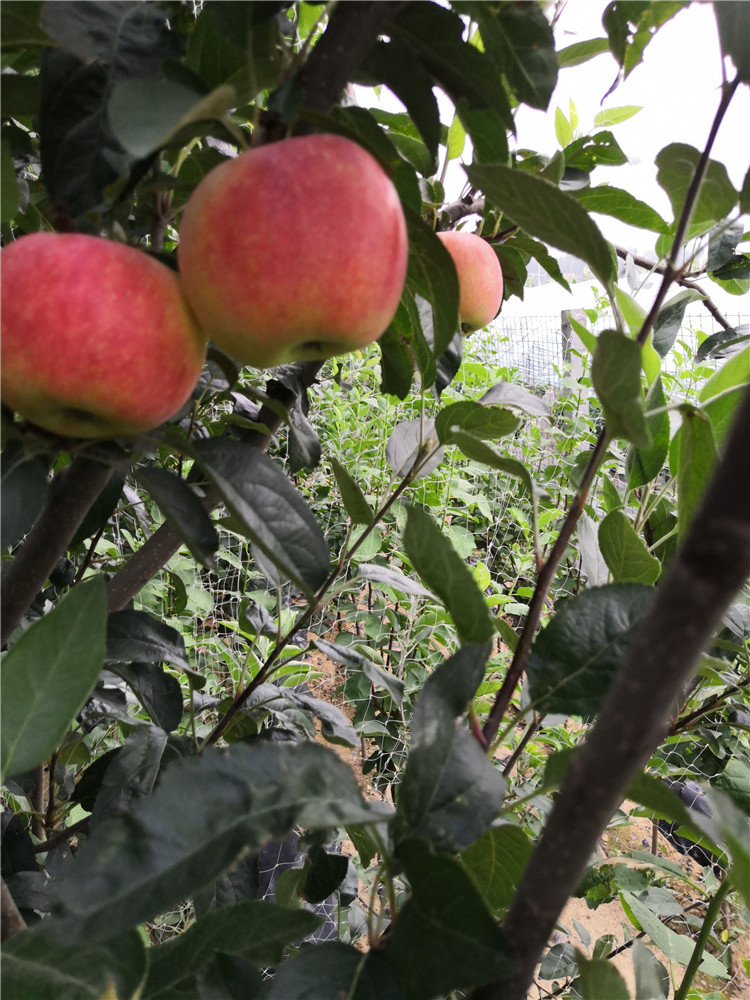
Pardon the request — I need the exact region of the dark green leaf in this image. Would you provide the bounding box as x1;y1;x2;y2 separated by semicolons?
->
712;252;750;281
385;840;514;1000
435;402;520;445
652;288;704;357
603;2;686;76
707;219;745;271
706;789;750;908
108;79;236;159
90;726;168;827
460;824;534;918
288;400;321;473
106;610;189;671
467;163;616;285
465;1;557;110
378;302;417;400
313;637;406;705
455;99;510;164
479;381;551;417
110;662;183;733
434;331;464;397
493;243;528;298
1;577;107;781
393;643;501;852
44;742;388;945
741;163;750;215
405;208;461;358
300;846;348;904
385;418;444;480
656;143;737;237
1;446;48;550
633;938;670;1000
592;329;649;447
329;457;372;526
193;438;330;600
564;130;628;170
290;689;358;747
1;134;20;222
390;3;514;129
574;184;670;234
621;891;726;977
598;510;661;584
144;901;321;998
712;757;750;816
557;37;610;67
1;928;146;1000
266;942;406;1000
404;506;493;644
134;465;219;570
577;955;630;1000
70;470;125;547
714;0;750;83
626;375;669;489
526;584;655;718
1;1;52;50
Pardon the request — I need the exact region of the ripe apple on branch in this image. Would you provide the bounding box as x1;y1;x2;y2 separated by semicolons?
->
437;230;504;334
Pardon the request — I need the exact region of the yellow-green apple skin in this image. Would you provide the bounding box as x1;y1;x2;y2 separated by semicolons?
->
177;133;408;368
436;231;503;333
1;233;207;438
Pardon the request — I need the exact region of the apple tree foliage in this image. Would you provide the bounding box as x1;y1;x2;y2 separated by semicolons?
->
2;2;750;998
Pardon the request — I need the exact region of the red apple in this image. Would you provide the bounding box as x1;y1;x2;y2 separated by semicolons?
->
177;133;408;368
436;231;503;333
1;233;207;438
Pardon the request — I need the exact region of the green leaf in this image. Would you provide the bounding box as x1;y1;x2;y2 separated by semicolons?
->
712;755;750;816
109;664;182;733
466;163;616;286
329;456;373;526
479;381;552;417
466;0;557;110
633;938;669;1000
564;130;628;170
192;438;329;600
1;1;53;50
108;79;237;159
699;344;750;403
403;506;493;644
378;303;416;400
526;584;655;718
385;840;514;1000
1;578;107;781
393;643;501;852
134;465;219;570
674;407;718;538
621;892;727;978
626;375;670;489
714;0;750;83
656;143;737;237
446;113;466;161
449;432;538;498
706;788;750;908
1;928;146;1000
598;511;661;584
614;284;647;337
44;742;388;945
435;401;520;444
1;446;48;550
265;942;405;1000
626;773;722;853
106;610;190;671
144;901;321;997
557;37;609;68
405;208;461;358
594;104;642;126
356;563;435;600
577;954;630;1000
460;824;534;918
592;329;650;447
652;288;705;357
455;99;510;164
575;184;670;234
386;416;444;481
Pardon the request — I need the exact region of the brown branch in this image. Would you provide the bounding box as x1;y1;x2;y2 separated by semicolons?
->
1;454;114;646
1;878;27;941
473;386;750;1000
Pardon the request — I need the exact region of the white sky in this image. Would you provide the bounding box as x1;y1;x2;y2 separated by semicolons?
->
513;1;750;253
